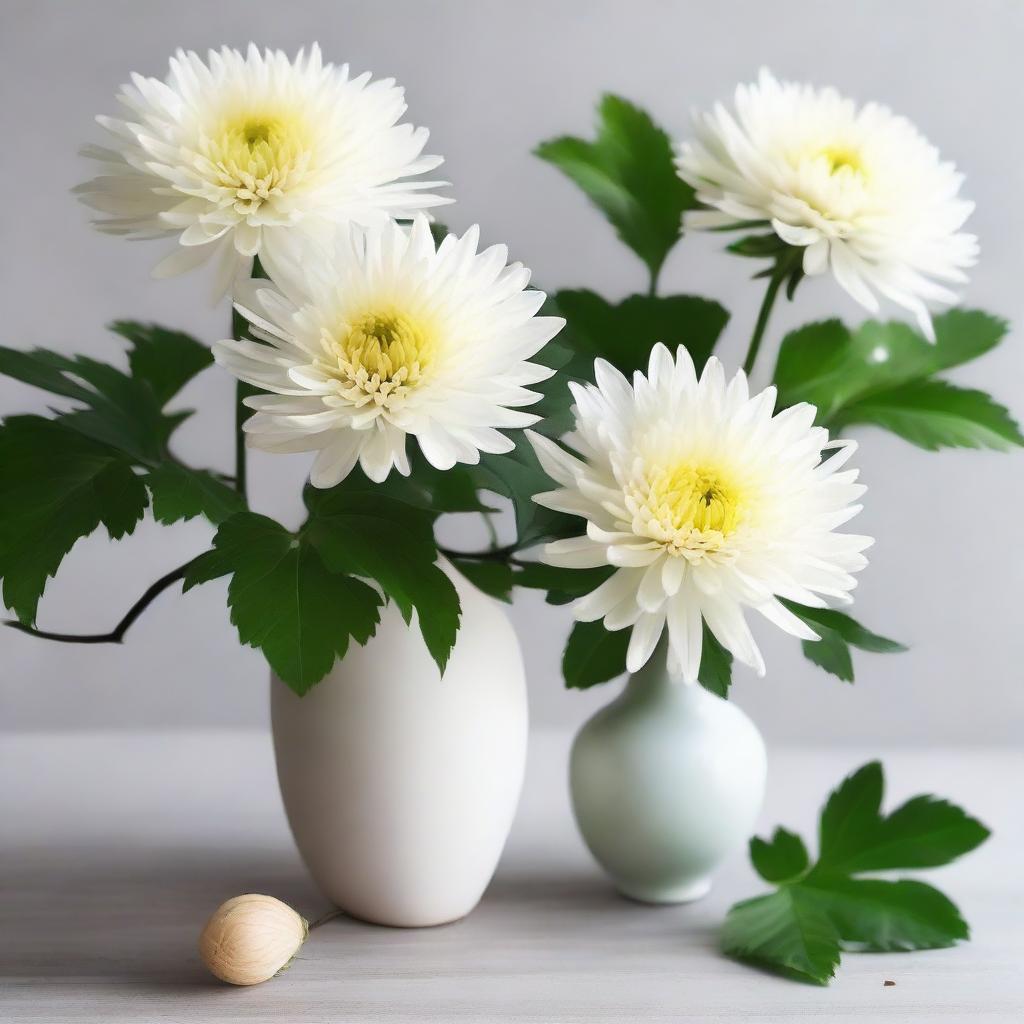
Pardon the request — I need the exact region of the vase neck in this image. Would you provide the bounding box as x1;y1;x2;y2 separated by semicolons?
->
625;632;683;698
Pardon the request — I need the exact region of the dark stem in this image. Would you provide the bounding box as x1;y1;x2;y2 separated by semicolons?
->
439;544;519;562
232;306;249;500
4;560;194;645
741;270;784;378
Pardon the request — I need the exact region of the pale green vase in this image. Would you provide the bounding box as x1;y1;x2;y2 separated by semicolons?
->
569;637;766;904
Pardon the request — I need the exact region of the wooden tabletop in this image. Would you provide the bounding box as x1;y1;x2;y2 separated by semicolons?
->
1;731;1020;1022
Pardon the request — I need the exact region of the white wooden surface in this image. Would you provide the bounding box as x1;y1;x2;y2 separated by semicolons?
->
1;731;1020;1023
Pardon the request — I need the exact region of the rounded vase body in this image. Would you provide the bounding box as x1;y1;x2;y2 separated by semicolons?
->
570;642;766;904
271;566;528;928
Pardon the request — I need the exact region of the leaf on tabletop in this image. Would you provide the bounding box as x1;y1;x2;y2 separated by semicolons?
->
801;877;968;952
750;827;810;885
0;416;148;624
815;762;990;876
183;511;382;694
722;760;990;985
721;888;840;985
535;94;695;280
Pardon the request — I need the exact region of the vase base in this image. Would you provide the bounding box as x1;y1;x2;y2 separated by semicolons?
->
616;877;712;905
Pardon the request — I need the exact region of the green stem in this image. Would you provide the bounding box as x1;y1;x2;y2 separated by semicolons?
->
648;262;661;298
742;271;784;378
231;307;249;501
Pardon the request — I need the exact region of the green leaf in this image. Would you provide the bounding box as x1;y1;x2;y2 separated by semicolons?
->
816;761;886;871
554;289;729;378
0;416;148;623
473;438;579;548
750;828;810;884
773;310;1009;420
727;233;792;259
834;379;1024;452
803;877;968;952
723;760;990;985
697;624;733;698
109;321;212;404
815;762;991;876
145;463;244;526
535;94;695;280
781;601;906;682
0;344;194;464
304;490;461;674
721;888;840;985
183;511;382;694
450;558;516;603
513;561;614;605
562;619;629;689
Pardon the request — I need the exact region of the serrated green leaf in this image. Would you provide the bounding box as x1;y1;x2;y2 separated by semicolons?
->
803;877;968;952
554;289;728;378
183;511;382;694
725;761;990;986
773;310;1009;420
450;558;516;603
0;343;188;463
834;379;1024;452
562;619;630;689
750;828;810;884
109;321;213;404
145;463;243;525
304;490;461;675
843;794;992;872
697;624;733;698
0;416;148;624
535;94;695;280
721;888;840;985
817;761;885;871
473;438;579;548
781;601;906;682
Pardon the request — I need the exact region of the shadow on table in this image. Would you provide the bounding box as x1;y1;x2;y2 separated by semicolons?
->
0;845;319;984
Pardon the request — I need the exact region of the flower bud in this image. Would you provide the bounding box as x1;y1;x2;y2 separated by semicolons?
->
199;894;308;986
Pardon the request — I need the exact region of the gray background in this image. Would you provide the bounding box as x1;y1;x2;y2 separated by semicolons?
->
1;0;1021;743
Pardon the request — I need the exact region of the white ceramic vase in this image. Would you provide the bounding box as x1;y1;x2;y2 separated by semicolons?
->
271;564;528;928
570;637;766;904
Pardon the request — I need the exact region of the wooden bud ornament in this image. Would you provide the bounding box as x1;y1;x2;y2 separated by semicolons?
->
199;894;308;986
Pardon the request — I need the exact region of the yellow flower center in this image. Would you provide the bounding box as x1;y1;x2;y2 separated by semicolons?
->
202;108;313;214
626;462;744;561
322;309;437;409
816;144;866;178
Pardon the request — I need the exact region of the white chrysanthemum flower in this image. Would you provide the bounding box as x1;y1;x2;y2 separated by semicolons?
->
214;216;564;486
75;43;449;292
677;69;977;340
528;345;873;680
